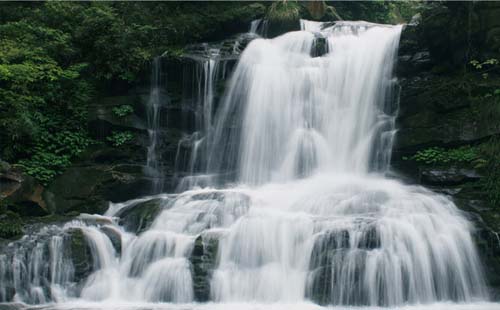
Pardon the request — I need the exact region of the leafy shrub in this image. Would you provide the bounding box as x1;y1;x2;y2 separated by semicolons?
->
112;104;134;117
469;58;499;80
106;131;133;147
18;131;92;185
0;210;23;239
404;146;478;165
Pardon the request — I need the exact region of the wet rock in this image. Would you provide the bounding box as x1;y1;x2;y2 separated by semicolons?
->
358;225;381;250
190;234;219;302
67;228;94;283
87;95;147;140
191;191;250;205
420;168;481;186
116;198;165;234
307;249;367;305
100;225;122;254
43;165;154;215
77;214;113;226
310;230;350;268
307;265;332;305
0;303;27;310
312;37;328;57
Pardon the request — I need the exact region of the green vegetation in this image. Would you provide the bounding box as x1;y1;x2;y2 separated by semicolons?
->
18;131;92;185
478;137;500;208
267;1;301;23
405;146;478;166
404;137;500;208
0;1;266;185
333;1;421;24
112;105;134;117
0;1;413;187
107;131;133;147
0;208;23;239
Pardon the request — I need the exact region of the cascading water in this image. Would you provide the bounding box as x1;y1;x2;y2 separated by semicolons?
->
174;46;222;182
0;20;496;310
173;30;257;190
207;21;400;184
145;57;165;193
249;18;268;37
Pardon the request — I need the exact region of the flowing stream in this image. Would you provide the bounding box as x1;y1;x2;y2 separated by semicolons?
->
145;57;166;193
0;20;496;310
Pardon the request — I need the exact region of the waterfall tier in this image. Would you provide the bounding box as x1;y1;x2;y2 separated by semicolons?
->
0;20;491;308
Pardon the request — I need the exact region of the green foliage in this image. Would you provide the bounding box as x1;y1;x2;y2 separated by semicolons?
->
470;58;499;70
478;137;500;208
0;17;93;181
267;1;300;23
112;104;134;117
2;2;261;185
333;0;421;24
18;131;92;185
469;58;499;80
405;138;500;209
405;146;478;165
107;131;133;147
0;209;23;239
0;1;408;188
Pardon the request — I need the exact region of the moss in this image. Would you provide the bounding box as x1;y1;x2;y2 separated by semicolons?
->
116;198;164;233
0;210;23;239
266;1;301;23
67;228;94;281
478;136;500;211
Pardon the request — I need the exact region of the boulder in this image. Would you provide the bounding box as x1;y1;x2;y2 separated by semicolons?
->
420;168;482;186
66;228;94;283
100;225;122;254
115;198;165;234
0;163;48;217
189;235;219;302
43;165;154;215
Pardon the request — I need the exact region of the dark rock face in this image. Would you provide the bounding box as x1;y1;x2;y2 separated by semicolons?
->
115;198;165;234
42;165;155;215
307;227;380;305
0;163;48;218
395;4;500;299
420;168;482;186
67;228;94;283
100;225;122;254
190;235;219;302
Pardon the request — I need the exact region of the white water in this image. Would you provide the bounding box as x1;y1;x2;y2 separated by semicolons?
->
207;22;399;184
145;57;165;193
0;20;495;309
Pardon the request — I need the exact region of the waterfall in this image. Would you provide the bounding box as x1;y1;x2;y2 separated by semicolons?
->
206;21;400;184
249;18;269;37
145;57;165;193
0;20;493;308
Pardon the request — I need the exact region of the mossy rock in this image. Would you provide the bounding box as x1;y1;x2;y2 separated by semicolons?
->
43;166;112;215
67;228;94;283
116;198;165;234
100;225;122;254
0;210;24;239
44;164;154;215
395;74;500;152
266;1;301;38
